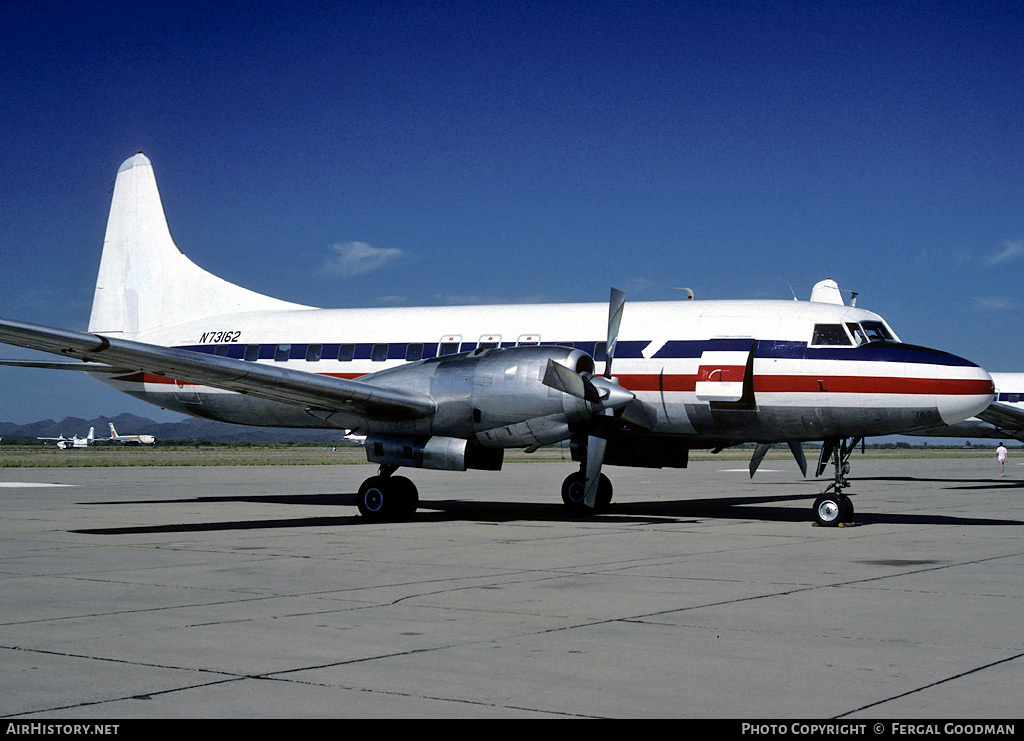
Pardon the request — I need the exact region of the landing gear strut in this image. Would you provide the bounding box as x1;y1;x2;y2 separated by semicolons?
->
357;465;419;520
813;437;860;527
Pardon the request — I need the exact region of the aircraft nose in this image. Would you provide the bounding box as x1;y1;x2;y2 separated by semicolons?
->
934;355;995;425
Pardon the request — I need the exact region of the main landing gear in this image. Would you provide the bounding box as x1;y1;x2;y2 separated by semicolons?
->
560;470;614;512
357;465;419;521
813;437;860;527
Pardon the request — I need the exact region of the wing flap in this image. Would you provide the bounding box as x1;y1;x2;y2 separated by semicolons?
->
0;318;435;421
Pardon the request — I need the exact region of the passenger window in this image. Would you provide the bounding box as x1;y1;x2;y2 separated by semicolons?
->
371;343;389;362
405;343;423;361
593;342;608;362
439;342;460;356
337;344;355;361
306;344;322;362
215;345;230;357
243;344;260;362
275;344;292;362
811;324;852;346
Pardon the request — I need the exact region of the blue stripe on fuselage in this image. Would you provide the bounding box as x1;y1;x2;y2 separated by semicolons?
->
173;339;975;367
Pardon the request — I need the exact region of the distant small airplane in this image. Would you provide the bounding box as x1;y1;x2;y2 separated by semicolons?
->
39;427;95;449
106;422;156;445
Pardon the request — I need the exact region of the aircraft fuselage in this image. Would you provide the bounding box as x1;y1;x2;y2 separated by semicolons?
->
96;298;993;449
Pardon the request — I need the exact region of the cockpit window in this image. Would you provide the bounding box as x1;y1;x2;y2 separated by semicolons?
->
811;324;852;346
860;321;893;342
846;323;869;346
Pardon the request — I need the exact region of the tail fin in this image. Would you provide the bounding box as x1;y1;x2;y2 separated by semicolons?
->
109;422;117;438
88;153;310;338
88;427;95;442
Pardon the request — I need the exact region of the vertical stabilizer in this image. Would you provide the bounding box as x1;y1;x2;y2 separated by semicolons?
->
88;153;310;337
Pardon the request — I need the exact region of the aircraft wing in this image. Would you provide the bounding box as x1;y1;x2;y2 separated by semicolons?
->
0;359;135;373
976;402;1024;442
0;317;435;421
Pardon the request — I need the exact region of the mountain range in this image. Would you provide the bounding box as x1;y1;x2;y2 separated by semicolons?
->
0;413;352;443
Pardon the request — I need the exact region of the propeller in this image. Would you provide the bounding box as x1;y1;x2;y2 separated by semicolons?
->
541;288;654;508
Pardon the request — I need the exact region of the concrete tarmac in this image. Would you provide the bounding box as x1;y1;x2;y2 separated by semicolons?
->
1;455;1022;719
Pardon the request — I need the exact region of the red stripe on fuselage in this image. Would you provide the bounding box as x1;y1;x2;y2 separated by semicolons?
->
616;374;993;396
697;365;746;383
113;371;992;396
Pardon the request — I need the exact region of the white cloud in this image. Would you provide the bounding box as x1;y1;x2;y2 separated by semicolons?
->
322;241;407;276
972;296;1019;311
985;240;1024;266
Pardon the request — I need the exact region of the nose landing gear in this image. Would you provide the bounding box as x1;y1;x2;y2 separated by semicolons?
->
813;437;860;527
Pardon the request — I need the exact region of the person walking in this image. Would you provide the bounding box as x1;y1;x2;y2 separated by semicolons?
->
996;442;1008;476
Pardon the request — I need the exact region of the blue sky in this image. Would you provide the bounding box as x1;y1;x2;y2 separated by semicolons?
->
1;0;1022;425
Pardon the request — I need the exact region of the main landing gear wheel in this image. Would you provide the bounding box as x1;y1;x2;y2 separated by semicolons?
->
357;475;419;520
561;471;613;513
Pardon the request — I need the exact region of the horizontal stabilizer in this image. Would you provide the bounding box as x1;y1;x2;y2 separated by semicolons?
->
0;317;435;421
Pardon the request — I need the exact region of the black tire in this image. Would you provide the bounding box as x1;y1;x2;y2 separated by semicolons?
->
390;475;419;517
357;476;389;519
813;493;843;527
561;472;612;512
841;496;854;522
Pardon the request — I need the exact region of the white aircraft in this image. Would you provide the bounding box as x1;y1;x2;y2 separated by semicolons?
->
905;372;1024;443
106;422;156;446
38;427;95;449
0;153;996;525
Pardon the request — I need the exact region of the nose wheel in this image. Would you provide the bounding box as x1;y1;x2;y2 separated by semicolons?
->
813;491;854;526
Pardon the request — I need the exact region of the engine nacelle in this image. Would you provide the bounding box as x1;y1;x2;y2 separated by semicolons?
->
366;345;597;448
364;434;504;471
436;345;596;447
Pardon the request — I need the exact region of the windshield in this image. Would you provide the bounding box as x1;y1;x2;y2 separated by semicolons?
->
860;321;894;342
812;320;899;348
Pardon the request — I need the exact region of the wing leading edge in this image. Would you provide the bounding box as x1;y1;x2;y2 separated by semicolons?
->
0;317;435;421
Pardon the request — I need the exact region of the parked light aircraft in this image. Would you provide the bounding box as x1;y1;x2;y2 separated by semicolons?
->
38;427;95;449
905;372;1024;443
106;422;156;446
0;153;996;525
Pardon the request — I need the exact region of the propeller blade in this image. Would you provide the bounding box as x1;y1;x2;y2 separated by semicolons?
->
542;358;591;400
749;443;771;478
788;441;808;477
604;288;626;378
619;398;656;430
583;434;607;508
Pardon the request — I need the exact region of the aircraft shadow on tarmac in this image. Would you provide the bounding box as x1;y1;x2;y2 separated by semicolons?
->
73;485;1024;535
